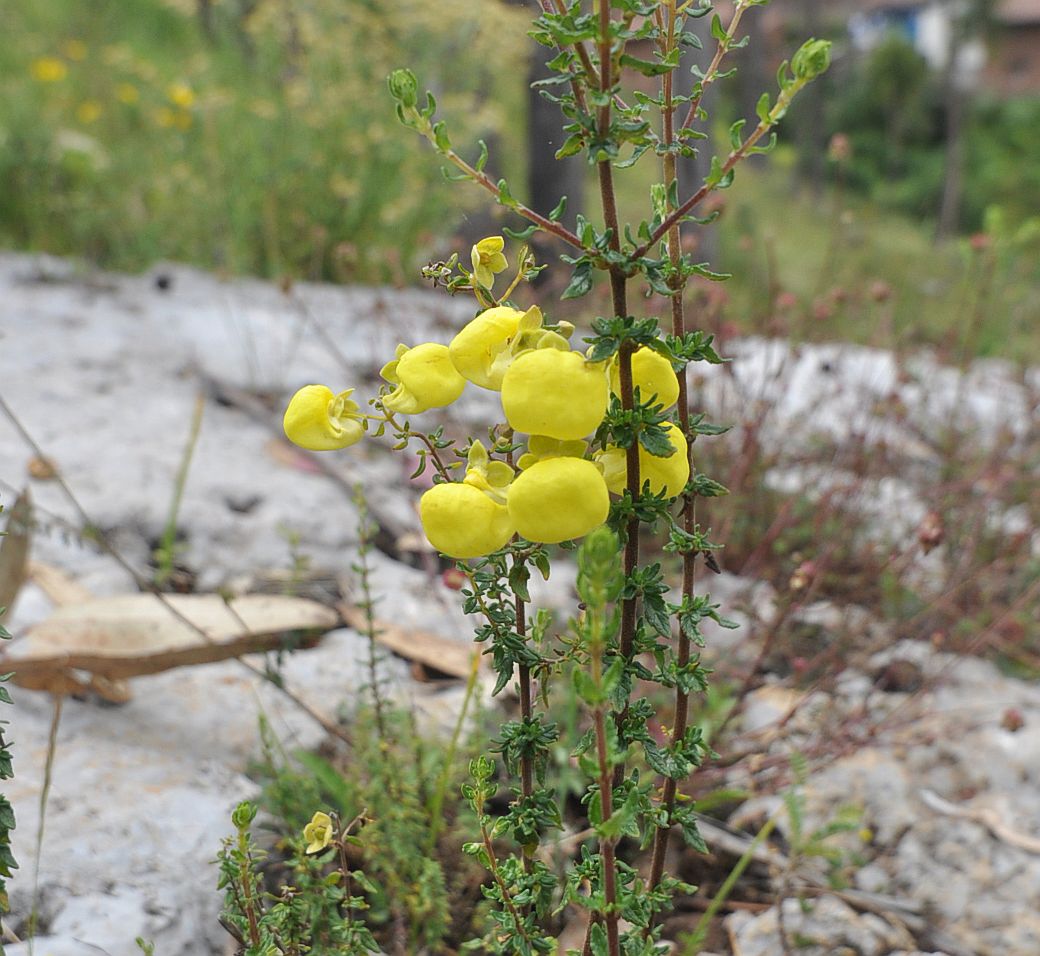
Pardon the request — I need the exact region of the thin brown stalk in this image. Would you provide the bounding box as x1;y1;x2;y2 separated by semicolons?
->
679;0;750;131
646;0;697;903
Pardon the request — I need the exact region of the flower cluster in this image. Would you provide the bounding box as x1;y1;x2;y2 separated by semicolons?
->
283;239;688;560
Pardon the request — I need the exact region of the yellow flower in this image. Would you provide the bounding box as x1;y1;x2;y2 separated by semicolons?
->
507;457;609;544
609;347;680;411
62;40;88;61
30;57;67;83
116;83;139;104
501;349;608;441
168;82;195;109
448;305;525;390
173;109;192;131
380;342;466;414
283;385;366;451
470;236;508;289
420;445;516;560
303;811;334;854
516;435;589;471
75;100;102;124
155;107;176;128
598;421;690;498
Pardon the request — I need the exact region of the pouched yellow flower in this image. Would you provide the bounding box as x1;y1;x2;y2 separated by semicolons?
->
168;82;195;109
516;435;589;471
449;306;525;390
470;236;508;289
116;83;139;104
501;350;608;441
380;342;465;414
283;385;365;451
420;483;515;559
508;457;609;544
598;422;690;498
462;440;514;504
303;811;334;854
31;57;67;83
609;347;680;410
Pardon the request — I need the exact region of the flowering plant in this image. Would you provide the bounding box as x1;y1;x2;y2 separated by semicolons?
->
279;2;830;952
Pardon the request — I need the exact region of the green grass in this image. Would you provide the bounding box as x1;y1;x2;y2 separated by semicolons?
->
0;0;528;281
715;154;1040;362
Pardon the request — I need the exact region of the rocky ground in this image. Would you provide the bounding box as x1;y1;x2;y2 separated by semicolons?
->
0;252;1037;955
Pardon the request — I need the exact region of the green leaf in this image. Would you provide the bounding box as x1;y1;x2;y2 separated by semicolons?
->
561;261;594;300
432;121;451;152
710;13;728;43
756;91;771;125
554;134;584;160
589;922;609;956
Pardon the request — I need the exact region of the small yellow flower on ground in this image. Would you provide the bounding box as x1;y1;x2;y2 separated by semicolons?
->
380;342;466;414
501;350;608;441
303;811;334;854
283;385;366;451
420;441;514;558
598;421;689;498
470;236;508;289
116;83;139;104
76;100;102;124
30;57;67;82
167;82;195;109
507;457;609;544
609;347;680;410
63;40;88;61
449;306;525;390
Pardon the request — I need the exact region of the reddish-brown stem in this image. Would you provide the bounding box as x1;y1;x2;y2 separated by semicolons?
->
646;1;699;908
679;1;749;131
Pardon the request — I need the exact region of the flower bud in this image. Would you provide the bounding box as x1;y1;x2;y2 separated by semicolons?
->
507;457;609;544
501;350;608;441
791;39;831;81
387;68;418;109
283;385;365;451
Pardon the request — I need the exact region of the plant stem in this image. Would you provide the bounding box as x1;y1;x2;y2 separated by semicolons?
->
594;6;626;952
422;134;584;252
156;391;205;587
646;0;697;904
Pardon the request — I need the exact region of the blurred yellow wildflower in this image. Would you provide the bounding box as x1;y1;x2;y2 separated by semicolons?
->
501;349;608;440
470;236;508;289
168;82;195;109
30;57;67;83
283;385;366;451
420;443;514;559
507;457;609;544
303;811;334;854
597;421;689;498
609;347;679;410
116;83;140;104
62;40;88;61
155;107;176;128
173;110;192;131
380;342;466;414
75;100;103;125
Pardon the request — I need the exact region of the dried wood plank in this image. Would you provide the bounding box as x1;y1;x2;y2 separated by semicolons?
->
338;603;480;680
